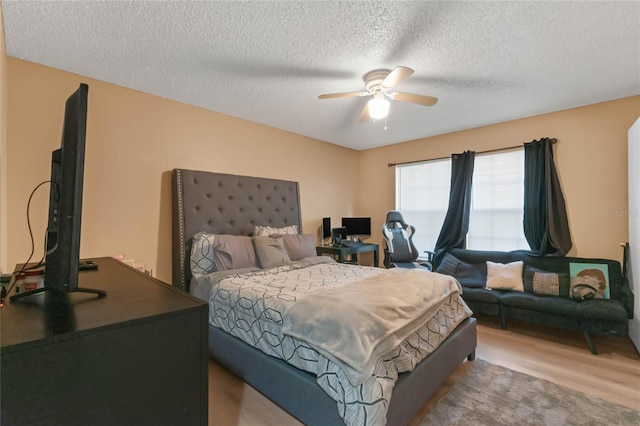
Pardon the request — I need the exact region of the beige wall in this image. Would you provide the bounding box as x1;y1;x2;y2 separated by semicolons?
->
5;57;638;281
6;59;359;282
1;4;8;273
358;96;640;263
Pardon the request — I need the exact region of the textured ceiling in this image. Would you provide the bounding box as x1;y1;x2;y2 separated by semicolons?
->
2;1;639;150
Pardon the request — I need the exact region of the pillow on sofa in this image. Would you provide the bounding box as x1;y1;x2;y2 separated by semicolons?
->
190;232;216;278
435;253;486;288
486;261;524;291
523;266;570;296
435;252;459;276
212;235;257;271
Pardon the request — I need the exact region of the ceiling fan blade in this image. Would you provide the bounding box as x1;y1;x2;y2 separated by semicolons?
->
389;92;438;107
359;103;370;122
318;91;369;99
381;66;414;90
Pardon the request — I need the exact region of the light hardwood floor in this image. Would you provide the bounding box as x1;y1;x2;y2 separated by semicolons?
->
208;315;640;426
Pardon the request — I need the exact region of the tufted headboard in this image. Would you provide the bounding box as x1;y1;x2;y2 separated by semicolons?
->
171;169;302;291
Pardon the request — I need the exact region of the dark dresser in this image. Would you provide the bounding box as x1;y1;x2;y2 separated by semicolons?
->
0;257;208;426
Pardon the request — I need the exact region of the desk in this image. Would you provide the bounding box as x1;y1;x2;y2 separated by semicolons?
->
1;257;208;426
316;243;379;267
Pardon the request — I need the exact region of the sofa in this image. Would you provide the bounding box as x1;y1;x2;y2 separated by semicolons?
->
432;248;634;354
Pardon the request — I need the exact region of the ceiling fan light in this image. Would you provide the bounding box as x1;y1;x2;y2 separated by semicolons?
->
368;97;390;120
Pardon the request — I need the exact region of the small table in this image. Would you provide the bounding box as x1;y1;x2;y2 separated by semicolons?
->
316;243;379;267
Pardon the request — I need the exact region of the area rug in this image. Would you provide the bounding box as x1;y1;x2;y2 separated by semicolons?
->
422;359;639;426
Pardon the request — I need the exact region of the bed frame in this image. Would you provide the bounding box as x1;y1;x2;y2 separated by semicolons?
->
171;168;477;426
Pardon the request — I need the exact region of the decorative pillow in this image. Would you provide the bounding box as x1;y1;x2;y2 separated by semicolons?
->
273;234;317;261
190;232;216;279
253;224;298;237
569;263;610;300
212;235;257;271
435;252;459;276
523;266;570;296
485;261;524;291
253;236;291;269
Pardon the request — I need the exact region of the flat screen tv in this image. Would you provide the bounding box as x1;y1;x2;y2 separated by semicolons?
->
12;84;105;302
341;217;371;240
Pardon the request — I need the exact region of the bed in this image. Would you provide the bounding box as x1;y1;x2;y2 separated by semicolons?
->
171;168;477;426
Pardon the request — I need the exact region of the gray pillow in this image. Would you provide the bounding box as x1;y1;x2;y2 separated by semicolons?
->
190;232;216;278
253;236;291;269
435;253;486;288
273;234;317;261
435;252;459;276
212;235;257;271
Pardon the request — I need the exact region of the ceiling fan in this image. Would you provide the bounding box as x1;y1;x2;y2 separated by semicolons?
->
318;66;438;122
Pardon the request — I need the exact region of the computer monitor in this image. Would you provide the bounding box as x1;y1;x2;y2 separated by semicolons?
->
322;217;331;239
341;217;371;241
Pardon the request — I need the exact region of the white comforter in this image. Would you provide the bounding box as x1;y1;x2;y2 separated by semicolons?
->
203;258;471;426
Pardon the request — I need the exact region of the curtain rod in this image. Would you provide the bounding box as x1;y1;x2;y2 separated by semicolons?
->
387;138;557;167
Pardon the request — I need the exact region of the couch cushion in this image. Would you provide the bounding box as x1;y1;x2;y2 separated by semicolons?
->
461;287;503;304
500;292;578;317
574;299;629;323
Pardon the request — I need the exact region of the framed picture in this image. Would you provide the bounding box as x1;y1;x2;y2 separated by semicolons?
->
569;263;610;300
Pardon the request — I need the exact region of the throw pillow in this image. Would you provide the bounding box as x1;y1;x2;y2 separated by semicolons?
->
485;261;524;292
253;224;299;237
212;235;257;271
523;266;570;296
272;233;317;261
253;236;291;269
569;263;610;300
190;232;216;279
435;252;459;276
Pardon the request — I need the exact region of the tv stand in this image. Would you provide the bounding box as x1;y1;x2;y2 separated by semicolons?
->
10;285;106;303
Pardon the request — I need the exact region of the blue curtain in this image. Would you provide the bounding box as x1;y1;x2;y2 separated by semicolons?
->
523;138;572;256
433;151;475;264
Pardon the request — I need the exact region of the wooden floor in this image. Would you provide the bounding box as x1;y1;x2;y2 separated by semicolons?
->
208;315;640;425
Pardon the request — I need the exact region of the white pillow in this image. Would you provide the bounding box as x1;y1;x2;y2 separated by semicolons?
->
486;261;524;291
190;232;216;279
253;224;298;237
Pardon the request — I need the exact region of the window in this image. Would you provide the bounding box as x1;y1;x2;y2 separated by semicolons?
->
396;158;451;253
396;148;529;253
467;149;528;251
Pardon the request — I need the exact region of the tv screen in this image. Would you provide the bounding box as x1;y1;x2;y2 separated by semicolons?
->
42;84;104;298
341;217;371;238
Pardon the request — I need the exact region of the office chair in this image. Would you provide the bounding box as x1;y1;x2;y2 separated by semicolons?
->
381;210;433;270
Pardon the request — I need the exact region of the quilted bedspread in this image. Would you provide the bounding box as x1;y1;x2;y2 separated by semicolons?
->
205;259;472;426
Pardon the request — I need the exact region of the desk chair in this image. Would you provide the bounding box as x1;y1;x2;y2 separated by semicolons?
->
382;210;432;270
